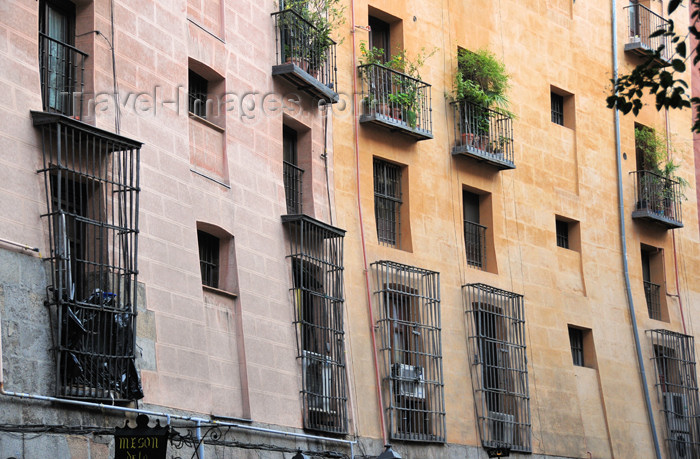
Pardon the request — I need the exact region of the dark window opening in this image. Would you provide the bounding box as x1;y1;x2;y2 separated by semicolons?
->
283;126;303;214
369;16;390;62
556;219;569;249
642;245;663;320
198;230;220;289
551;92;564;126
189;70;208;118
373;260;445;442
39;0;86;116
569;327;584;366
374;159;402;248
463;191;486;269
464;283;530;453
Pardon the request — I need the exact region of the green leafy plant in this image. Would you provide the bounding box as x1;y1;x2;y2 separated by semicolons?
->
279;0;346;71
635;127;688;208
453;48;509;108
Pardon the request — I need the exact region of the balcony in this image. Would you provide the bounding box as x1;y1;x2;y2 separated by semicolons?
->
630;170;683;229
283;160;303;214
272;9;339;104
644;280;662;320
624;3;671;66
452;100;514;170
39;32;88;118
358;64;433;141
464;221;486;270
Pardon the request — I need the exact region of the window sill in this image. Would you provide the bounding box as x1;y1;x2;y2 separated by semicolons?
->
202;284;237;299
189;112;225;132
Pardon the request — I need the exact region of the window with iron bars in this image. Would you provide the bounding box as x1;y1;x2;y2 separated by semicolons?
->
463;283;531;454
556;219;569;249
33;111;143;402
283;214;348;434
551;92;564;126
283;126;303;214
189;69;208;118
463;190;486;269
198;230;220;289
374;159;402;248
568;327;584;367
648;329;700;459
372;260;446;443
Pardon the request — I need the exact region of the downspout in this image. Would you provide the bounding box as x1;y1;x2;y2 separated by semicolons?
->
349;0;389;447
612;1;662;457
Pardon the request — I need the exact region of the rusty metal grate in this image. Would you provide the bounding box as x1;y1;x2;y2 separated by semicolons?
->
283;214;348;434
648;329;700;459
33;111;143;402
372;260;446;443
463;283;531;454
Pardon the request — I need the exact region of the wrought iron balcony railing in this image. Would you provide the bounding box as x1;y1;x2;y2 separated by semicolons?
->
630;170;683;229
283;160;303;214
272;9;339;103
358;63;433;140
464;221;486;270
644;280;662;320
452;100;514;170
624;3;671;64
39;32;87;118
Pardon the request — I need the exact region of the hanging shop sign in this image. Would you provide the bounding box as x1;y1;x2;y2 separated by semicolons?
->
114;414;169;459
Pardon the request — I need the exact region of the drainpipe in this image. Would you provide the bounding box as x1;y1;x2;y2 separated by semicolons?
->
612;1;662;457
349;0;389;447
196;420;205;459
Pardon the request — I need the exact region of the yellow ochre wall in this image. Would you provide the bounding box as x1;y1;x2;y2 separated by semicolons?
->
331;0;700;457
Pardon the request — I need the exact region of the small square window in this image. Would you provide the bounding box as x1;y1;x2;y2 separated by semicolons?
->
556;219;569;249
189;70;208;118
198;230;220;288
569;327;584;366
551;92;564;126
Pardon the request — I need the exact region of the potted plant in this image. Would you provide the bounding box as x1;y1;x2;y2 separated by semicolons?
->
279;0;345;78
452;48;511;149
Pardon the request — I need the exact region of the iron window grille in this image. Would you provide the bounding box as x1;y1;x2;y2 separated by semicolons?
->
372;260;446;443
556;220;569;249
463;283;531;454
32;111;143;402
198;231;220;289
283;214;348;435
568;328;584;367
464;221;487;270
648;330;700;459
644;280;662;320
39;0;86;118
631;170;683;228
551;92;564;126
374;159;402;248
189;70;208;118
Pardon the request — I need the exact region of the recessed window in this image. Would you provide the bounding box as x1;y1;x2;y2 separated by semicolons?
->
556;219;569;249
641;244;666;321
550;86;575;129
198;230;220;288
374;158;403;248
189;69;208;118
568;326;595;369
